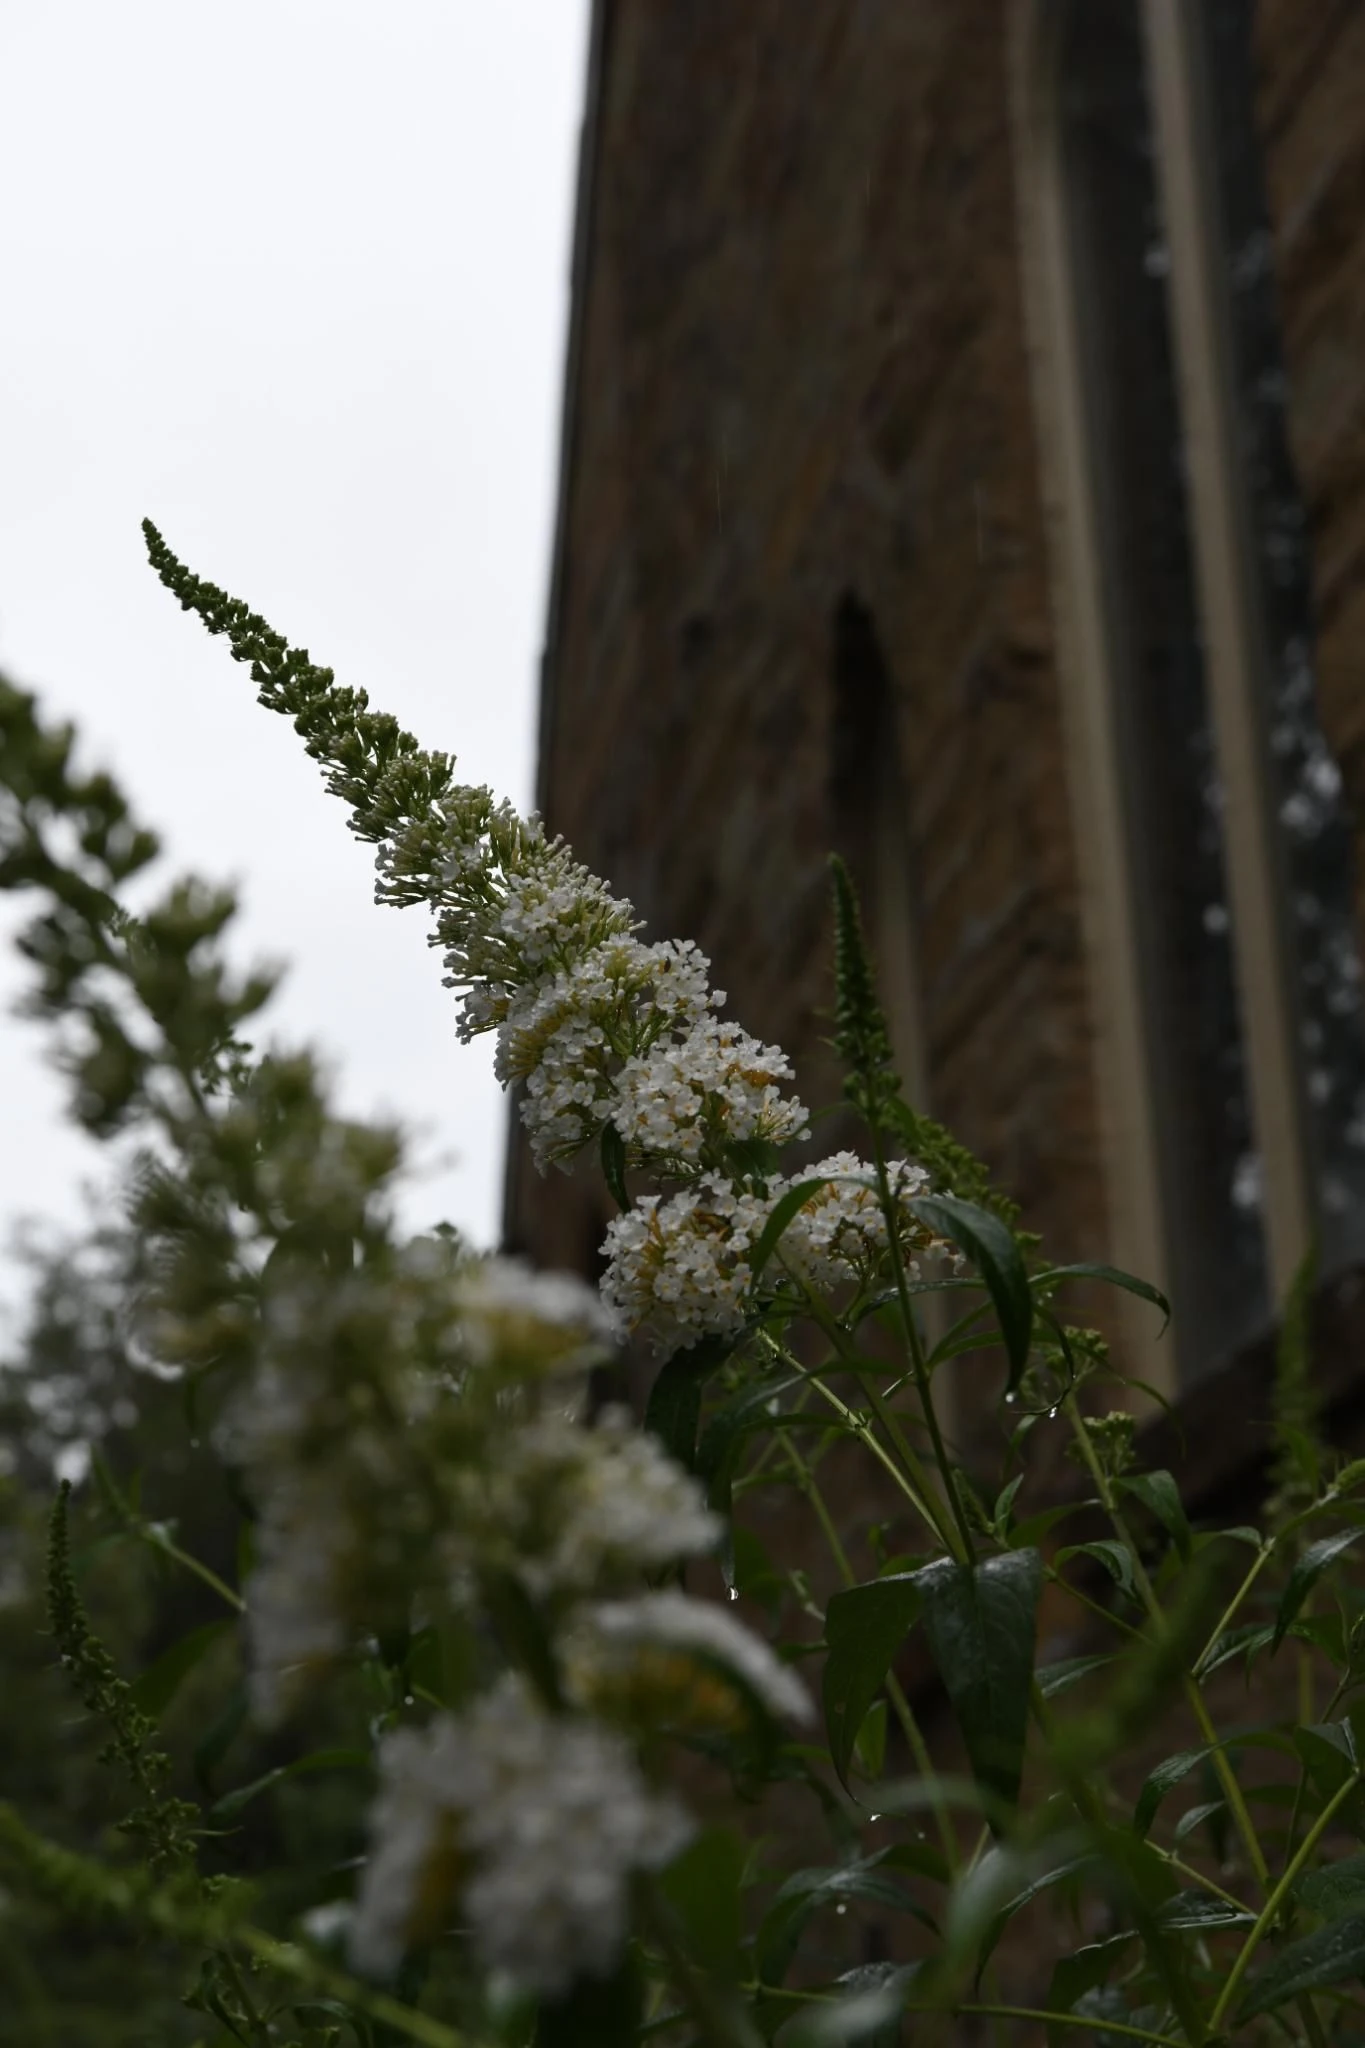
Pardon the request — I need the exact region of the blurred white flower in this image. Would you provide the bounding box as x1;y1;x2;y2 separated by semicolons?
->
455;1255;618;1372
569;1589;812;1727
449;1405;720;1595
245;1467;349;1724
352;1678;692;1992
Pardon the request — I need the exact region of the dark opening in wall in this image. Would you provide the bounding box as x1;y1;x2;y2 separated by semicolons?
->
1058;0;1269;1379
828;593;925;1117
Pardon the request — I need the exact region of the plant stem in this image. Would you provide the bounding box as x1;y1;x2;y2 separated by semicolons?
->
787;1280;965;1561
779;1431;960;1874
866;1128;977;1566
946;2004;1182;2046
1191;1546;1272;1677
768;1339;946;1546
636;1878;763;2048
1209;1768;1364;2033
1062;1395;1271;1895
237;1927;477;2048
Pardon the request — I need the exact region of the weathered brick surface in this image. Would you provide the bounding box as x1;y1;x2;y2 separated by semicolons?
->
1255;0;1365;850
509;2;1107;1427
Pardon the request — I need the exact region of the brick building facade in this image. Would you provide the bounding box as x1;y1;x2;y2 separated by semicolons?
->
504;0;1365;1482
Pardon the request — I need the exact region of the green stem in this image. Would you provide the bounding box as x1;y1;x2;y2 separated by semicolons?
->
786;1280;964;1561
947;2005;1181;2046
1063;1395;1271;1895
142;1525;245;1613
767;1339;945;1546
1209;1768;1365;2034
239;1928;479;2048
637;1877;762;2048
867;1127;977;1565
1150;1849;1254;1919
1191;1546;1272;1677
218;1949;272;2047
779;1431;960;1874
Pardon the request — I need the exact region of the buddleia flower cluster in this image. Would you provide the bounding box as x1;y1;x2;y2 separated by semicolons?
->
223;1242;811;1994
143;525;959;1366
2;651;815;2007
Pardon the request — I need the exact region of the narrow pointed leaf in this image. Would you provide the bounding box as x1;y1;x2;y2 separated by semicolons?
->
1036;1653;1116;1700
912;1550;1043;1820
1239;1913;1365;2020
1295;1853;1365;1921
1056;1538;1140;1606
757;1859;930;1987
822;1575;921;1791
1134;1747;1211;1838
909;1195;1033;1390
1117;1471;1191;1562
1273;1528;1365;1649
600;1121;629;1211
1036;1262;1171;1334
131;1618;233;1716
643;1335;731;1470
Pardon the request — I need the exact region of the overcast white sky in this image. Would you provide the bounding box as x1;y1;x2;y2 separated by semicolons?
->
0;2;590;1295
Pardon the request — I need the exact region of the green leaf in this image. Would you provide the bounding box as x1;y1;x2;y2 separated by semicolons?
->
1239;1913;1365;2021
1134;1747;1211;1838
992;1474;1025;1535
756;1859;929;1986
209;1747;368;1821
1155;1890;1253;1931
698;1372;805;1513
1172;1800;1226;1846
536;1952;645;2048
1056;1539;1139;1607
775;1963;921;2046
1295;1852;1365;1920
749;1178;842;1281
643;1335;731;1471
482;1571;562;1708
1045;1934;1136;2048
657;1827;746;1981
1036;1653;1116;1700
1273;1527;1365;1650
909;1195;1033;1392
600;1121;629;1212
1293;1720;1362;1815
193;1681;247;1794
1035;1262;1171;1334
1197;1622;1274;1679
130;1618;234;1717
913;1549;1043;1819
1116;1471;1191;1562
966;1844;1095;1981
855;1698;888;1781
822;1575;921;1791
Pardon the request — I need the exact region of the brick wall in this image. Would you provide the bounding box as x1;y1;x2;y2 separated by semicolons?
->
1255;1;1365;846
509;1;1109;1432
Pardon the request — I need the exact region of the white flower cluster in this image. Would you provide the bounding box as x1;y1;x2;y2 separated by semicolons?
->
569;1589;813;1727
611;1016;808;1165
454;1255;617;1374
447;1405;720;1598
600;1153;943;1355
495;937;724;1171
599;1177;778;1355
352;1676;692;1993
782;1151;934;1291
245;1466;351;1724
